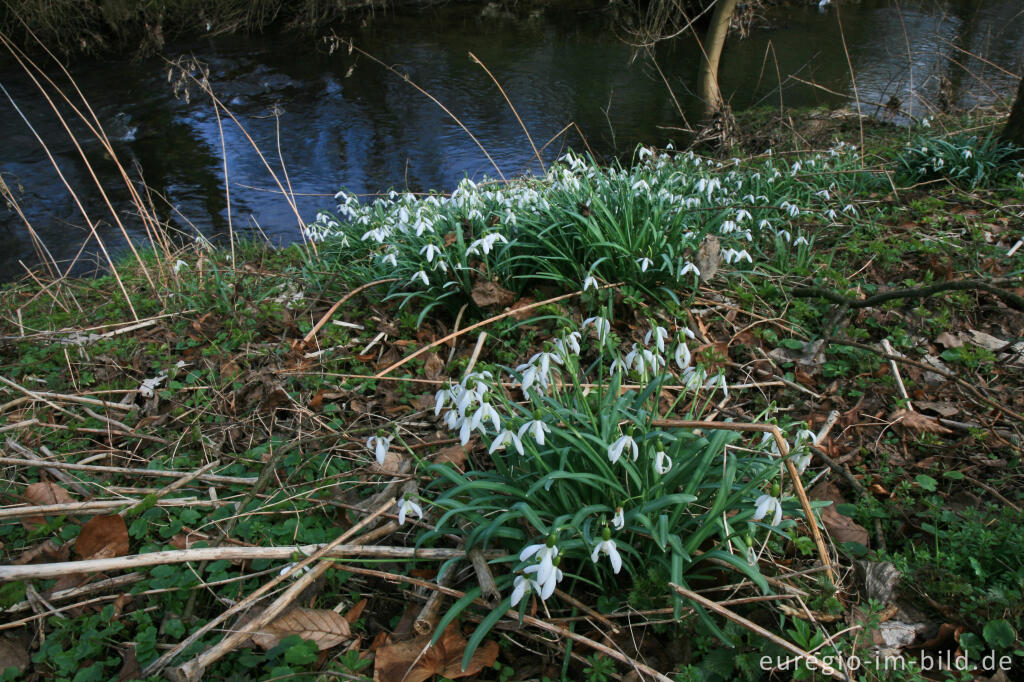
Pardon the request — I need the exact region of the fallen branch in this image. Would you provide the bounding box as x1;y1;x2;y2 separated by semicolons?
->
792;278;1024;311
0;544;505;582
0;455;256;486
670;583;851;680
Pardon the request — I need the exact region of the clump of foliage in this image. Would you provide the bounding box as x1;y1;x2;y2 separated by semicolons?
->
895;128;1024;188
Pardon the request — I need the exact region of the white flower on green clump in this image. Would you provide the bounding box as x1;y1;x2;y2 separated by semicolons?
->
753;494;783;526
679;262;700;278
382;252;398;268
608;430;638;464
583;274;599;291
510;573;540;606
520;540;559;586
489;429;524;456
419;243;442;263
411;270;429;286
654;448;672;475
396;495;423;525
591;527;622;574
674;341;691;370
612;507;625;531
553;331;582;358
582;316;611;344
470;402;501;433
519;413;551;446
525;561;562;600
645;326;669;353
636;257;653;272
367;435;390;465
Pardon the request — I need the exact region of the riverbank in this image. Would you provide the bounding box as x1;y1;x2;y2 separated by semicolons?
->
1;0;614;57
1;116;1023;680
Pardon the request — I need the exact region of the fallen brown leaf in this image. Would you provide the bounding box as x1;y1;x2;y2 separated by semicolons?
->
373;622;499;682
424;353;445;381
75;515;130;560
21;482;76;530
891;409;953;434
433;442;471;470
344;598;368;625
0;635;30;675
470;279;516;309
251;607;352;651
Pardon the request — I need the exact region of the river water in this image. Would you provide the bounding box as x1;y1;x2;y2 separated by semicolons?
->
0;0;1021;281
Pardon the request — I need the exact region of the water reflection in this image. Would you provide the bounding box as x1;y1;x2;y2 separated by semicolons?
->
0;0;1020;281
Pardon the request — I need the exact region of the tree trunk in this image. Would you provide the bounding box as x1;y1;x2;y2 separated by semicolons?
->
1001;76;1024;149
698;0;739;120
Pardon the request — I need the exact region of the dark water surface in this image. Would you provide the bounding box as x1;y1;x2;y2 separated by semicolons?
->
1;0;1021;281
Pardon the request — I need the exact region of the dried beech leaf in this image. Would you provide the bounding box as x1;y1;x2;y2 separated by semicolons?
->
75;515;130;560
424;352;445;381
251;607;351;651
21;482;76;530
344;598;368;625
433;443;471;470
374;622;498;682
820;504;870;547
696;234;720;282
0;635;30;674
892;409;952;434
470;279;516;309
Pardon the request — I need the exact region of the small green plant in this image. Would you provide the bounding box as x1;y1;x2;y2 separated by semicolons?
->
895;130;1024;188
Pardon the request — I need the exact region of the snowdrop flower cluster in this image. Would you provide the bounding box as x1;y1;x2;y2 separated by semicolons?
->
305;143;866;308
433;371;501;445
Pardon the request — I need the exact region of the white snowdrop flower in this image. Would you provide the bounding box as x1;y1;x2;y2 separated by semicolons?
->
278;562;311;578
776;229;791;243
489;429;524;456
793;451;813;475
722;248;738;264
736;209;752;222
419;244;442;263
759;218;772;230
645;326;670;353
735;249;752;264
433;386;452;416
607;432;639;464
962;149;973;159
707;373;728;397
582;316;611;344
679;262;700;278
523;562;562;600
367;435;391;465
816;189;831;200
720;220;737;234
612;507;625;531
842;204;856;214
790;161;802;175
921;116;931;128
642;348;664;373
674;341;691;370
609;357;628;374
636;257;654;272
554;331;582;358
638;146;653;160
396;496;424;525
520;542;558;586
583;274;599;291
382;252;398;268
753;494;783;527
411;270;429;286
654;450;673;475
826;209;838;220
518;363;540;398
470;402;501;433
173;259;188;273
518;417;551;446
632;178;651;192
459;418;473;446
794;235;810;246
591;533;622;574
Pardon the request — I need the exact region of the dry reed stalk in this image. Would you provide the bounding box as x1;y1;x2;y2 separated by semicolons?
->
651;419;835;585
149;498;394;677
0;545;503;582
469;52;545;173
374;282;621;379
670;583;851;680
0;80;138;318
345;41;506;183
0;497;226;522
2;37;161;296
0;455;255;486
335;564;675;682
